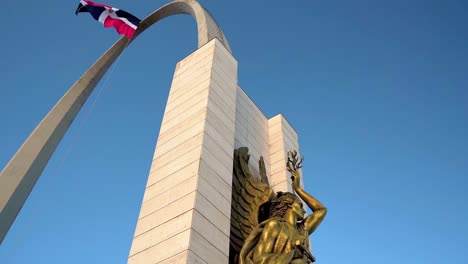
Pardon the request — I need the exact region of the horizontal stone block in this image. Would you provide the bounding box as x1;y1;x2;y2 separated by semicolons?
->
206;98;235;128
211;62;237;84
213;40;237;64
197;176;231;218
212;54;237;75
269;151;287;167
236;90;250;109
175;51;213;73
271;158;288;175
209;77;237;105
207;81;236;110
268;114;283;124
269;140;286;154
164;82;210;117
235;107;268;138
190;230;229;263
281;117;299;138
269;129;297;147
234;133;248;147
128;229;191;264
175;44;215;72
199;160;231;201
194;192;230;236
268;124;286;139
282;142;300;155
213;43;237;67
270;133;298;147
210;61;237;83
201;134;233;172
154;123;205;160
272;180;293;193
130;210;193;256
152;133;204;171
206;108;235;141
140;175;198;219
213;50;237;70
234;116;248;136
157;109;206;147
149;147;202;183
144;160;199;200
157;250;207;264
160;99;208;134
170;76;211;99
269;119;298;140
206;93;236;123
171;64;213;91
156;250;189;264
247;131;269;149
269;147;289;159
210;83;236;109
270;171;289;186
135;192;196;236
200;146;232;186
234;138;247;149
192;210;230;256
268;131;285;145
269;140;298;155
152;134;204;172
249;100;268;122
212;51;237;71
173;56;214;80
169;74;212;102
203;122;234;158
270;170;289;185
210;70;237;94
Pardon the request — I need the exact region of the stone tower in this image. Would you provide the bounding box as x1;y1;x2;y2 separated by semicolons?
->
127;39;299;263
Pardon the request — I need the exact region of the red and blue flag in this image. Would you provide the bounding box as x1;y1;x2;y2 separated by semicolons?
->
75;0;140;39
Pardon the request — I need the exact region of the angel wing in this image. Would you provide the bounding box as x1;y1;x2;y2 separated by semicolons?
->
230;147;275;263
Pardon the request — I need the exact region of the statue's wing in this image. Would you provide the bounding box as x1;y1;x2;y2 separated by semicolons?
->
230;147;275;260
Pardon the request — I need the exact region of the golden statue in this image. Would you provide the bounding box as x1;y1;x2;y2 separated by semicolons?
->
229;148;327;264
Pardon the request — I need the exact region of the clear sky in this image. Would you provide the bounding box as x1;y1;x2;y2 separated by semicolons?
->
0;0;467;263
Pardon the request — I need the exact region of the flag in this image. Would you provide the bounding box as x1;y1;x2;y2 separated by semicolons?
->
75;0;141;39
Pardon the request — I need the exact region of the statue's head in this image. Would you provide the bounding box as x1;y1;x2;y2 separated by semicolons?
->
270;192;305;220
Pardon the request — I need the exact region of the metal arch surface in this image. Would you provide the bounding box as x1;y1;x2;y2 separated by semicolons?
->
0;0;230;245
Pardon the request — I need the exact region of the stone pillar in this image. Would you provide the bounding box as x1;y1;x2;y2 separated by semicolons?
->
268;114;300;193
128;39;237;263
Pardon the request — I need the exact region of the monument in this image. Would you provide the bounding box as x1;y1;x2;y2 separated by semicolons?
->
0;0;326;263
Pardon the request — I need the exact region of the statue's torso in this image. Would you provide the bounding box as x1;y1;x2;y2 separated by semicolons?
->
264;220;311;264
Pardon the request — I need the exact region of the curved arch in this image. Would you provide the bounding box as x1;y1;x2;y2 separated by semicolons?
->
0;0;231;244
134;0;231;51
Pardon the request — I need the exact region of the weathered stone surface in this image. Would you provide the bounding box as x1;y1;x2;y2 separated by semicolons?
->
129;38;237;263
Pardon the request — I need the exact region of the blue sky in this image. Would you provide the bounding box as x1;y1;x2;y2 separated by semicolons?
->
1;0;467;263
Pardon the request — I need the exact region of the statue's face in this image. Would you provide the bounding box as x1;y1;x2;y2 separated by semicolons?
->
291;199;306;220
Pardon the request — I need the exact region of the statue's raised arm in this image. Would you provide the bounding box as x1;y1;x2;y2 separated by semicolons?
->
287;151;327;235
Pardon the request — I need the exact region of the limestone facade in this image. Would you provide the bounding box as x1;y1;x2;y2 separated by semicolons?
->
128;39;299;263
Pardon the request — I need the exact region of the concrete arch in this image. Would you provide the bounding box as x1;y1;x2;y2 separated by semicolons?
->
134;0;231;51
0;0;230;244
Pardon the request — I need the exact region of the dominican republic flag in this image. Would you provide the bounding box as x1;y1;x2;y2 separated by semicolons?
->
75;0;141;39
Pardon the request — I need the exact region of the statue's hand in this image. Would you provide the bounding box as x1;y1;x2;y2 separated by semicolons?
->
287;150;303;190
291;170;301;189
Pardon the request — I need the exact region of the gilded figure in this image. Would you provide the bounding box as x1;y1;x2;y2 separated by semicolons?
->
229;148;327;264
